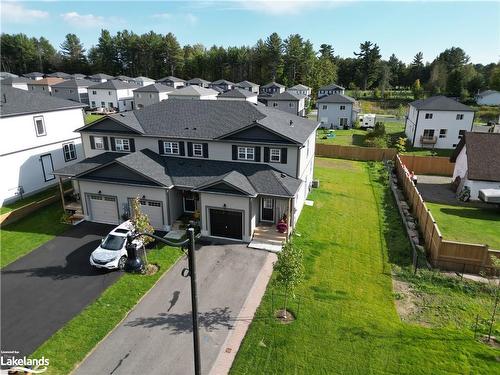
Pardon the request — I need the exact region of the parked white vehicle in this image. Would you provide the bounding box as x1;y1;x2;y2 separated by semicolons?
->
90;221;142;270
358;114;376;129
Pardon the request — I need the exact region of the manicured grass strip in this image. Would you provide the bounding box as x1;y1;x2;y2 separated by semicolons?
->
1;202;69;268
31;248;181;375
230;158;499;375
426;202;500;249
84;113;104;124
0;182;70;214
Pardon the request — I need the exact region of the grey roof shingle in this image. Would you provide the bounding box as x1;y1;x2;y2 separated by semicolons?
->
53;152;121;176
89;73;114;80
0;87;86;117
168;86;219;97
1;77;31;85
236;80;259;88
133;83;175;93
134;76;155;82
71;73;87;79
0;72;18;79
157;76;185;83
261;82;285;89
51;78;95;88
319;83;344;91
114;75;133;81
410;96;473;112
268;91;306;101
317;93;356;104
187;78;211;85
288;84;311;91
23;72;44;79
46;72;72;79
211;79;235;86
88;80;138;90
218;88;257;99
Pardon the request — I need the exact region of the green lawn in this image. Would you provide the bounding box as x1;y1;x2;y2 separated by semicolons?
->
426;202;500;249
31;248;181;375
402;148;454;157
1;202;70;267
0;182;71;214
84;113;104;124
230;158;499;375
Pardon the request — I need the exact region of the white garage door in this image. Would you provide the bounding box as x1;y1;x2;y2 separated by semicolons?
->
137;199;164;230
87;194;119;225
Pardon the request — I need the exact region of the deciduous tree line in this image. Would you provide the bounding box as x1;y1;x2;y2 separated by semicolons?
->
1;30;499;98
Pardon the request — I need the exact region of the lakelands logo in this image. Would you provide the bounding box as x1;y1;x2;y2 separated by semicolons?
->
0;352;49;374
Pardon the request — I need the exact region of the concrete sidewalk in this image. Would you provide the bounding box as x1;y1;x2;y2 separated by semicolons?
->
72;244;274;375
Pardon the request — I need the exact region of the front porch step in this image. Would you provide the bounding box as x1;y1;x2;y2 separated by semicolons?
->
248;240;283;253
252;233;286;244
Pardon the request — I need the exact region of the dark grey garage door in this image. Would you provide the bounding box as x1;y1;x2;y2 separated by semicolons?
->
209;209;243;240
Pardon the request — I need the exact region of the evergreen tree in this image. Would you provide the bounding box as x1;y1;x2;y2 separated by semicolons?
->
264;32;284;81
354;41;381;89
60;33;87;73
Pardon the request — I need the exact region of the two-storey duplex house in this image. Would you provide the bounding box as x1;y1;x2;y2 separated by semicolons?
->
218;88;258;103
52;79;94;104
134;84;174;109
88;80;138;112
157;76;186;88
210;79;235;92
236;81;260;94
0;87;85;205
404;96;474;149
318;83;345;99
287;84;311;98
88;73;114;83
53;100;318;244
260;82;286;96
267;91;306;117
317;93;358;128
186;78;211;88
27;78;65;95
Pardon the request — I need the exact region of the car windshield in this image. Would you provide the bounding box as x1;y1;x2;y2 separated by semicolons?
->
101;234;126;251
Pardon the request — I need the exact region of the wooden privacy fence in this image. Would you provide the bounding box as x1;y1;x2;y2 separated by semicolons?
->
395;155;498;274
315;144;397;161
399;155;455;177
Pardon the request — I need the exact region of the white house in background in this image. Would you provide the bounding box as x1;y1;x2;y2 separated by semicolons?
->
114;75;135;84
317;93;358;129
133;76;155;86
52;79;94;104
405;96;474;149
287;84;311;98
0;87;85;205
88;73;114;83
475;90;500;106
218;88;258;103
52;99;318;246
24;72;44;81
157;76;186;88
88;80;138;112
210;79;235;92
168;85;219;100
27;77;65;95
134;83;174;109
267;91;306;117
318;83;345;99
260;82;286;96
186;78;211;88
1;77;30;91
451;132;500;201
236;80;260;94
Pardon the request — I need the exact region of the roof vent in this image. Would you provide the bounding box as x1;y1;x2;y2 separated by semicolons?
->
193;127;197;130
281;173;286;178
120;113;126;117
289;120;293;127
185;127;189;130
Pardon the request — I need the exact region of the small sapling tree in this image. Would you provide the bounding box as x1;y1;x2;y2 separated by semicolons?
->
130;197;154;265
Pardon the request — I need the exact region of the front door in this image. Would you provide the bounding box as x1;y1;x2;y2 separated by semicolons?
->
261;197;274;222
40;154;55;181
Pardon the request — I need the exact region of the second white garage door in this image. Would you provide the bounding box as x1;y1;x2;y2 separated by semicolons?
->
136;199;164;230
87;194;119;225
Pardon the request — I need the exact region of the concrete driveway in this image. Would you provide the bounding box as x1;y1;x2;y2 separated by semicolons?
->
73;244;271;375
1;222;119;360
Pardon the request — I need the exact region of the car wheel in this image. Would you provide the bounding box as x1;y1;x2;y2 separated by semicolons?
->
118;256;127;270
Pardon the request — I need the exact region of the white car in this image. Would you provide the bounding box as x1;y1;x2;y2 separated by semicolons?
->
90;221;142;270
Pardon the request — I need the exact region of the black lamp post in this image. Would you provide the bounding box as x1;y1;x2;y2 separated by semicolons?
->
126;227;201;375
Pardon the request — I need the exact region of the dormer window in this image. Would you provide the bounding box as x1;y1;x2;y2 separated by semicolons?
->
164;141;179;155
34;116;46;137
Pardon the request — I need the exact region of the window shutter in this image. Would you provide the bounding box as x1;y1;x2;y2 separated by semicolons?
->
187;142;193;157
110;137;116;151
129;138;135;152
281;148;287;164
255;146;261;162
179;142;185;156
232;145;237;160
103;137;109;150
264;147;270;162
90;136;95;149
158;140;164;155
203;143;209;158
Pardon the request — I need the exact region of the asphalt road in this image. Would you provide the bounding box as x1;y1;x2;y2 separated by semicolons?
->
73;244;269;375
1;221;119;360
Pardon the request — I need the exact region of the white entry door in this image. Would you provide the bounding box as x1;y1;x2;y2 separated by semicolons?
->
40;154;55;181
87;194;119;225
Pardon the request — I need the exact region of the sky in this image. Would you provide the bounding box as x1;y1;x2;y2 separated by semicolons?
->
1;0;499;64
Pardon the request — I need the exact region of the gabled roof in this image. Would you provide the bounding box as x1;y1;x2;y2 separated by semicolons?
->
317;93;356;104
218;88;257;99
236;80;259;88
319;83;344;91
51;78;95;88
52;152;121;176
450;132;500;182
157;76;185;83
88;80;138;90
133;83;175;93
24;72;44;78
194;170;257;196
268;91;306;101
187;78;211;85
46;72;72;79
134;76;155;82
89;73;114;80
1;77;31;85
77;113;144;134
288;84;311;91
410;96;473;112
168;86;219;97
0;87;85;117
211;79;234;85
114;75;133;81
71;73;87;79
261;81;285;89
27;77;65;86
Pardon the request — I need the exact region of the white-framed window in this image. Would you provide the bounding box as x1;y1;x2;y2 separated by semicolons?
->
192;143;203;157
92;90;97;95
322;105;327;110
100;101;105;108
270;148;281;162
94;137;104;150
423;129;435;137
164;141;179;155
63;142;77;162
91;101;96;107
425;113;433;119
33;116;46;137
439;129;447;138
458;129;466;138
109;102;114;108
340;105;346;110
273;103;278;107
115;138;130;152
108;91;112;95
456;114;464;120
238;146;254;161
263;198;273;209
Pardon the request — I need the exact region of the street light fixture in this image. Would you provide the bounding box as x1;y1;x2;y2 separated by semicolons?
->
126;227;201;375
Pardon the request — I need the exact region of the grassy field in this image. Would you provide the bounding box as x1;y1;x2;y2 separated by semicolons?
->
426;202;500;249
1;202;69;267
84;113;104;124
230;158;499;375
31;247;181;375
